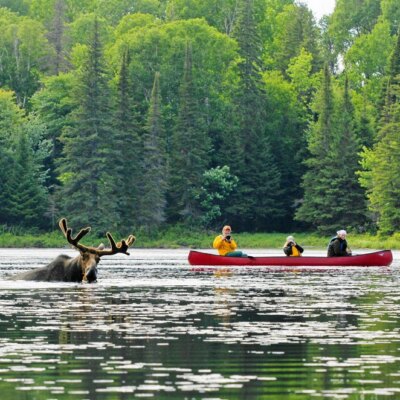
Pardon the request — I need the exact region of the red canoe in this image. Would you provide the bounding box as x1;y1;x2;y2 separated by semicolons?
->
188;250;393;267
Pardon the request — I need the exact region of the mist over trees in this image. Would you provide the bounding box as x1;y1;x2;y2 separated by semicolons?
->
0;0;399;235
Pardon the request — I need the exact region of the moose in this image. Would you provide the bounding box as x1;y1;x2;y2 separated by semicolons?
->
10;218;136;283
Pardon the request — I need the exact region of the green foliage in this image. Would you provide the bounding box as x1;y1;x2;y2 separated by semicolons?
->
227;0;283;231
58;18;119;234
329;0;382;54
6;132;49;227
196;165;239;228
0;8;50;107
270;3;322;75
112;49;143;233
359;75;400;234
168;42;212;223
138;71;168;230
296;68;367;233
0;226;398;249
166;0;237;34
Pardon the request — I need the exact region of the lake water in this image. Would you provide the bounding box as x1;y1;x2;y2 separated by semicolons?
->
0;248;399;400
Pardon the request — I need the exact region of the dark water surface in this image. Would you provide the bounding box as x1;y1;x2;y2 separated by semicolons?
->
0;248;399;400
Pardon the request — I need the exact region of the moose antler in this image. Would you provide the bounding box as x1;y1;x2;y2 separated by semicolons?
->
59;218;136;256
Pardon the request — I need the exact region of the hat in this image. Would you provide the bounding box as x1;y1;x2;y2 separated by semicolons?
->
337;230;347;236
286;235;295;242
222;225;232;232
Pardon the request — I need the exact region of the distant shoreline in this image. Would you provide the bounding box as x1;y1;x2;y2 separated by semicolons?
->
0;231;397;250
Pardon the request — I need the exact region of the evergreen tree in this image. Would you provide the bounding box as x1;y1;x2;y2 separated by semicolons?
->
6;132;49;228
0;147;14;225
296;69;367;233
167;42;211;223
359;76;400;234
138;72;167;229
113;49;142;232
58;19;119;234
228;0;282;231
295;65;336;230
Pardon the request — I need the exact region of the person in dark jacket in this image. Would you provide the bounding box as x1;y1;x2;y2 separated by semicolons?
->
283;235;304;257
327;230;352;257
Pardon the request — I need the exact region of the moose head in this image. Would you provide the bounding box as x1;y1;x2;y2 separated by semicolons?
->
10;218;136;282
58;218;136;282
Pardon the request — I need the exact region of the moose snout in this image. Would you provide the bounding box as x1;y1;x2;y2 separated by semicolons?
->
84;265;98;283
81;254;100;283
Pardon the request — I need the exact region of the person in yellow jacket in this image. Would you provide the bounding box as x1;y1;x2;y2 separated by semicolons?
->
213;225;248;257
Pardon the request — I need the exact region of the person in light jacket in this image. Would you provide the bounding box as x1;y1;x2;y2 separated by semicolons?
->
283;235;304;257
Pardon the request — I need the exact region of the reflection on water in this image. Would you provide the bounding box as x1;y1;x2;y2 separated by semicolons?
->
0;248;399;399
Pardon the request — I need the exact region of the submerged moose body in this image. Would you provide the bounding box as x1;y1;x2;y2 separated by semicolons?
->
9;218;136;283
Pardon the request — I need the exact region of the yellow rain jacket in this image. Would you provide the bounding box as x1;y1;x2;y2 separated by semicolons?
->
213;235;238;256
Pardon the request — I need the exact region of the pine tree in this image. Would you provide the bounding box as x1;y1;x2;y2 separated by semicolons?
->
138;72;167;229
167;42;211;223
58;19;119;234
228;0;282;231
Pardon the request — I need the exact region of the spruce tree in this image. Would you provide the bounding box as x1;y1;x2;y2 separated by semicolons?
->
296;70;367;233
295;65;335;230
0;148;14;225
138;72;167;229
228;0;282;231
113;49;142;232
6;132;48;228
359;75;400;234
359;32;400;234
58;19;119;234
167;42;211;223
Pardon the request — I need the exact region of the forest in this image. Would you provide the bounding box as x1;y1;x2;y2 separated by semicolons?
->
0;0;399;236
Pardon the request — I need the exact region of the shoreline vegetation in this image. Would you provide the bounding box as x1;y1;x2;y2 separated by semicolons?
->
0;227;398;250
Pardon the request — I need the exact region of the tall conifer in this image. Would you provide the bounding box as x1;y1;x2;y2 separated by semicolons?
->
167;42;211;223
138;72;167;229
59;19;119;233
6;132;48;228
113;50;142;232
359;34;400;234
229;0;282;231
296;70;367;232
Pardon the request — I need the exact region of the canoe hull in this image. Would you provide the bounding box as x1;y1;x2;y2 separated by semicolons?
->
188;250;393;267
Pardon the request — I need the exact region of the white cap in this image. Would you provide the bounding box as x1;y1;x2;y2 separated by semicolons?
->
286;235;295;242
337;230;347;236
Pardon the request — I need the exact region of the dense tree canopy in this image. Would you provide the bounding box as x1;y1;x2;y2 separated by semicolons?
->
0;0;399;235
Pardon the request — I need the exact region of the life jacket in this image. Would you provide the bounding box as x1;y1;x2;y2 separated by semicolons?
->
291;245;301;257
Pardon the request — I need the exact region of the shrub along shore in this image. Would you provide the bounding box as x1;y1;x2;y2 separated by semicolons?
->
0;228;398;250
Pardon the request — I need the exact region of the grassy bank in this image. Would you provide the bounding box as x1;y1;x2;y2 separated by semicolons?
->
0;227;398;250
